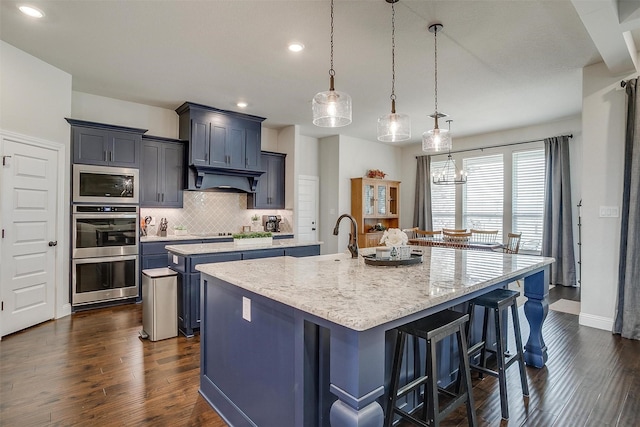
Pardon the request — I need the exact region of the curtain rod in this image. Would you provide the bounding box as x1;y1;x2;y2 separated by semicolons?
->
415;133;573;158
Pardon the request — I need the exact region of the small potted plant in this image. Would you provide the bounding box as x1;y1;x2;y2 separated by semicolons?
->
233;231;273;246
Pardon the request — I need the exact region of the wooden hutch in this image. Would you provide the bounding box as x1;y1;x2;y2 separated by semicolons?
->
351;177;401;248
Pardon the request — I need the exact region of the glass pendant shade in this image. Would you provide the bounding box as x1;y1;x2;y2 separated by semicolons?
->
312;88;352;127
422;127;452;153
378;112;410;142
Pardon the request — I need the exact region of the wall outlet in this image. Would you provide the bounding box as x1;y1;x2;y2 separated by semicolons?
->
242;297;251;322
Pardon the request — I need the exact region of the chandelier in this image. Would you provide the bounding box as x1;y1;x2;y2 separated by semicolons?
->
432;120;467;185
377;0;410;142
312;0;352;127
422;23;452;153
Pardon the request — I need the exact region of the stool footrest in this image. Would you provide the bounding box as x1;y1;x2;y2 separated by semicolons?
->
397;376;429;399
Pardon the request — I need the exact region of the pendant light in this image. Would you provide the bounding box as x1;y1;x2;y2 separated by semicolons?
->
377;0;410;142
432;120;467;185
313;0;352;127
422;23;452;153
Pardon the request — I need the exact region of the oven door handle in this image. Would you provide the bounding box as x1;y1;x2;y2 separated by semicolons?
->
73;213;138;220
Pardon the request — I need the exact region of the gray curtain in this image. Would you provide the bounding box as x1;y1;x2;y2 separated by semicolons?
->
614;78;640;339
542;135;576;286
413;156;433;230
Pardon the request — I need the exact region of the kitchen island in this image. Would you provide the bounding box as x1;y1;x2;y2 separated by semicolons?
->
166;238;321;336
196;247;554;427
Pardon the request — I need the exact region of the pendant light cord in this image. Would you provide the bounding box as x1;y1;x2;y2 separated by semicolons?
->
329;0;335;78
433;25;438;114
390;1;396;110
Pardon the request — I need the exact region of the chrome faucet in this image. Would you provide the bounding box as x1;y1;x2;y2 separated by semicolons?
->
333;214;359;258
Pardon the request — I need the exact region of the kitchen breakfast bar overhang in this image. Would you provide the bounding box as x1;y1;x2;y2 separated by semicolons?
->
196;247;554;427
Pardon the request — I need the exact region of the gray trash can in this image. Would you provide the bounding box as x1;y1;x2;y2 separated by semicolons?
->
141;268;178;341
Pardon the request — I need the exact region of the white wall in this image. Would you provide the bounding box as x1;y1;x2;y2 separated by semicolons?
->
317;134;402;254
579;62;633;331
319;136;340;253
71;92;178;138
0;41;73;322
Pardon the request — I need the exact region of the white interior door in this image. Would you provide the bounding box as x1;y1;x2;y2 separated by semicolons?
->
1;138;58;336
297;176;319;242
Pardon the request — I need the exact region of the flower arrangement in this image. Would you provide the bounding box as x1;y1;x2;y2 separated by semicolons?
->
367;169;386;179
379;228;408;246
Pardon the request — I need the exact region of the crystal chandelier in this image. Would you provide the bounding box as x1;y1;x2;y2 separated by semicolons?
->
312;0;352;127
422;23;452;153
377;0;410;142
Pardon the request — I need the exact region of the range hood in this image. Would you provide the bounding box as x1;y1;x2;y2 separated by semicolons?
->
186;165;265;193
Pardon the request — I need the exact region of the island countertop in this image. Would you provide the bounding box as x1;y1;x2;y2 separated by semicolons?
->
196;247;554;331
165;238;321;256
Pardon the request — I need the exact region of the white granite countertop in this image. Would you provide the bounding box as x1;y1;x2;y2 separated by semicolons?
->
196;247;554;331
165;238;321;255
141;232;293;243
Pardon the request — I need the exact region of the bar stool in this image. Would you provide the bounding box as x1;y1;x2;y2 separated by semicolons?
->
466;288;529;420
385;310;477;427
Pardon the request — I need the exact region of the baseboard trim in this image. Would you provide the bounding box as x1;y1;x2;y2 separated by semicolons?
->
579;312;613;331
56;303;72;319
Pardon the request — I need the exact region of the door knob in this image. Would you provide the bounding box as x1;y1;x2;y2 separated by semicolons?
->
312;228;316;231
48;241;58;247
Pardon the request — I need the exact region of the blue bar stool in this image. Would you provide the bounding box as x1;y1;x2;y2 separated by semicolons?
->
466;288;529;420
385;310;477;427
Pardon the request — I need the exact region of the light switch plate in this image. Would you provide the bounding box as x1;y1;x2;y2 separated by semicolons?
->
599;206;620;218
242;297;251;322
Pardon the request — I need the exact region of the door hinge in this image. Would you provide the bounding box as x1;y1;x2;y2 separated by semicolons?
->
2;155;11;166
1;229;4;238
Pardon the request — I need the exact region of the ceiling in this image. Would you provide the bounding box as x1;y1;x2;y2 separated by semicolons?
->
2;1;640;144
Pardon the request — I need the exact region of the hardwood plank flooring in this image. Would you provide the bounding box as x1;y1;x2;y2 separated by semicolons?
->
2;286;638;426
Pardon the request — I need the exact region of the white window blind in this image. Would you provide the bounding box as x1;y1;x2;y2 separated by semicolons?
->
430;159;456;230
513;149;545;253
462;154;504;237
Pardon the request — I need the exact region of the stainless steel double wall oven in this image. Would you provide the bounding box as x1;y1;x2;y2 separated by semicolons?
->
72;165;140;306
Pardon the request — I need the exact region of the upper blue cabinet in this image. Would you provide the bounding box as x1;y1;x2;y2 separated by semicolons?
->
66;118;146;168
176;102;264;171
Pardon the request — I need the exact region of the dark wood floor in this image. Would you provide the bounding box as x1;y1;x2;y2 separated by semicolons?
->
1;286;637;427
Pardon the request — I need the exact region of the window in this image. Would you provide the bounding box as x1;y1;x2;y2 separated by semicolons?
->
430;159;456;230
462;154;504;237
513;149;545;252
427;143;545;252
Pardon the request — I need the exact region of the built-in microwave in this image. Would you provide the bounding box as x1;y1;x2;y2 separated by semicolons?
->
73;164;139;204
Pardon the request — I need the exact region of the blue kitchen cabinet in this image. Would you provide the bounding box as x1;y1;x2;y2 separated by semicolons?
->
167;243;321;337
67;118;145;168
175;102;265;175
140;135;185;208
247;151;286;209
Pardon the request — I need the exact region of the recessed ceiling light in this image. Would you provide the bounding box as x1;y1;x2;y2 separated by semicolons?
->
288;43;304;53
18;5;45;18
237;102;248;108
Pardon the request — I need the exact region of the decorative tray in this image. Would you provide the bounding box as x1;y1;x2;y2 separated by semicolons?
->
362;253;423;267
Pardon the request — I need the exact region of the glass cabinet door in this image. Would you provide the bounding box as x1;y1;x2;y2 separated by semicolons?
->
376;184;387;216
364;183;375;216
388;184;399;216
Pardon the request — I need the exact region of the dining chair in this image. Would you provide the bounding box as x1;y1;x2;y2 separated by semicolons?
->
443;228;467;233
416;229;441;239
442;231;472;249
402;227;419;240
470;229;499;244
503;232;522;254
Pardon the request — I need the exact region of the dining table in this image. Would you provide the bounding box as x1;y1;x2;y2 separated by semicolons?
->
196;245;554;427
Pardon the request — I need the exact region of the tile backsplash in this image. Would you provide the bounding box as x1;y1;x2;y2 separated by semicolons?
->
141;191;292;236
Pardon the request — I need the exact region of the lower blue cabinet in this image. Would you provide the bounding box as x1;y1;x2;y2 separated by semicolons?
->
168;244;320;337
